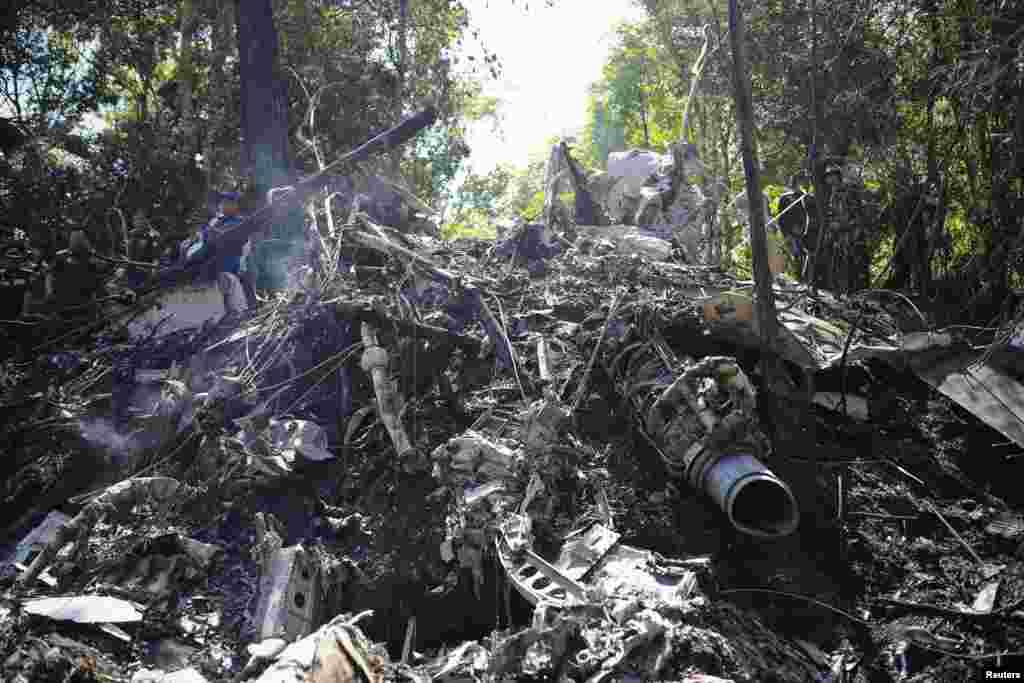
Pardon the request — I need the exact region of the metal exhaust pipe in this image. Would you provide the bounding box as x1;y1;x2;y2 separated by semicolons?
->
613;346;800;539
683;445;799;538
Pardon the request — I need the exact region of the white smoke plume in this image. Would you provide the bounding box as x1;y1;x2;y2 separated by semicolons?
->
78;418;139;466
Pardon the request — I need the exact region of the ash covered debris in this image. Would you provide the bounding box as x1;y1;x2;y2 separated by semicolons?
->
3;128;1024;683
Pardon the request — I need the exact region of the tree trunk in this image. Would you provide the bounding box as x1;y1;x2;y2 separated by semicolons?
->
720;105;733;258
923;10;946;298
205;0;234;190
728;0;781;385
639;55;650;147
235;0;293;196
805;0;828;294
134;0;152;125
391;0;409;178
136;88;148;123
177;0;199;153
924;95;939;295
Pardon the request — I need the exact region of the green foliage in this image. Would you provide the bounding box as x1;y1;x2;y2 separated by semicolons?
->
0;4;162;252
0;0;492;258
944;209;976;263
97;1;178;114
460;90;501;127
762;184;788;217
450;163;513;214
444;162;513;238
870;234;896;285
0;27;113;132
491;150;548;223
411;123;470;200
728;229;796;280
631;0;1024;302
442;206;497;240
581;96;606;169
415;75;506;203
274;0;492;205
520;190;545;221
2;0;1020;313
581;18;684;167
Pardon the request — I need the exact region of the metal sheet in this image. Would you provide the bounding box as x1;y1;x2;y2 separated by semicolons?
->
554;524;621;581
127;281;225;339
701;289;961;371
23;595;143;623
907;349;1024;449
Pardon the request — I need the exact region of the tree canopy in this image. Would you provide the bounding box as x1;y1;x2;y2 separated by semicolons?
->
1;0;1022;316
0;0;506;254
558;0;1022;304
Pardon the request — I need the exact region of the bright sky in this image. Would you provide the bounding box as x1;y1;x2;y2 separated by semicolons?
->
458;0;646;174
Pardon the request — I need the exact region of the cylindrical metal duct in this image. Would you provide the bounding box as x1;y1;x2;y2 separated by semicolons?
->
612;342;800;538
685;447;799;538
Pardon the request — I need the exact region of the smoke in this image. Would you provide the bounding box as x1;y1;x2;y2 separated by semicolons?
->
256;228;318;294
284;237;315;292
78;418;139;467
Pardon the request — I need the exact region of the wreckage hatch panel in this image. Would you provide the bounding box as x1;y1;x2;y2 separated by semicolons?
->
127;281;226;338
907;348;1024;450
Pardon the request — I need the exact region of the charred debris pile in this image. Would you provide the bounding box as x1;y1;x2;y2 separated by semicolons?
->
2;116;1024;682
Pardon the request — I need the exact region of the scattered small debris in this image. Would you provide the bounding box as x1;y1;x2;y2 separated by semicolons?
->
3;124;1024;682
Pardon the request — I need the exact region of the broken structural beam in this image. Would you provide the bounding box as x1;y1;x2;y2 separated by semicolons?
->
344;222;459;288
344;220;530;385
360;322;414;459
331;303;483;356
332;301;481;355
16;477;192;591
560;142;599;226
